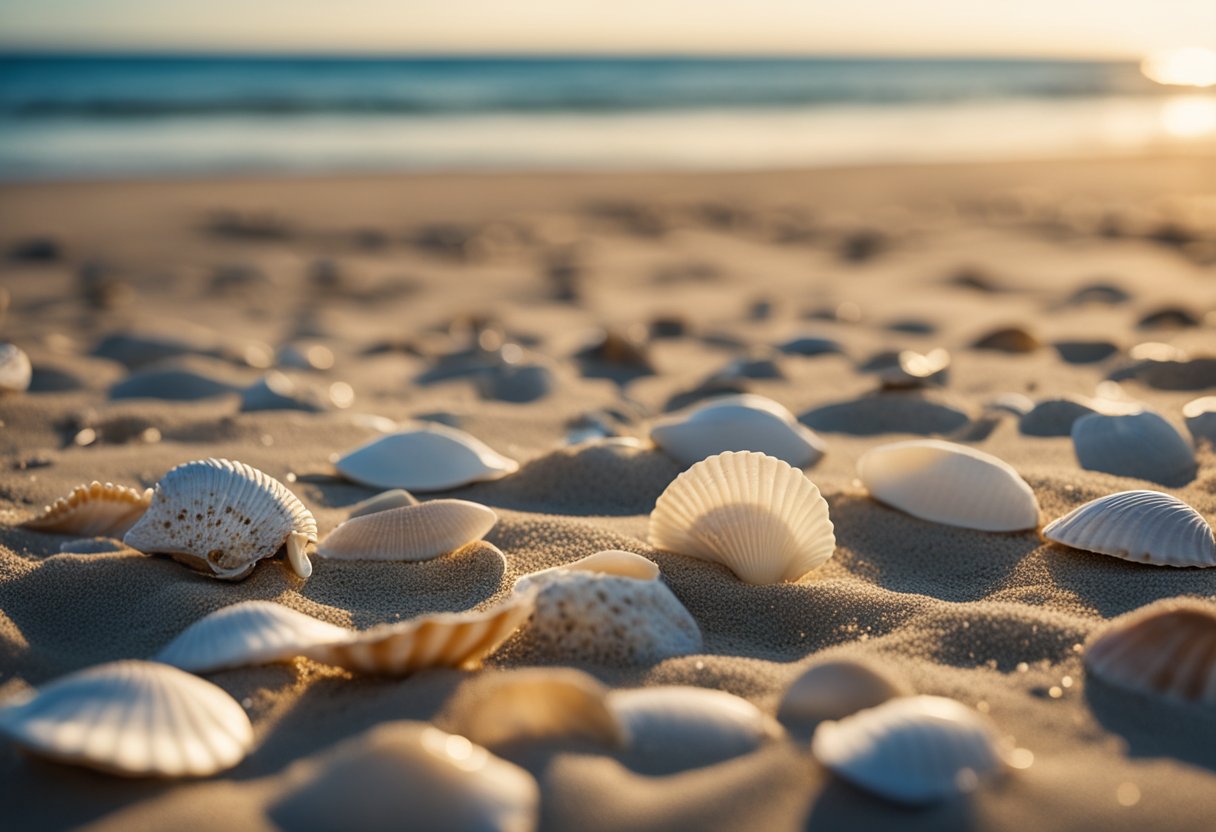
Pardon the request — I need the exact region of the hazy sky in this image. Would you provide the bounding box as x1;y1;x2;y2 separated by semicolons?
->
1;0;1214;58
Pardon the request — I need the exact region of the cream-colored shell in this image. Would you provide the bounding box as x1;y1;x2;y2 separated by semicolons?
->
335;423;519;491
649;394;827;468
346;488;419;519
648;450;836;584
857;439;1040;532
1042;490;1215;568
21;481;153;537
518;550;660;582
777;658;909;725
317;500;497;561
0;343;32;393
0;660;253;778
1071;411;1197;486
1085;600;1216;704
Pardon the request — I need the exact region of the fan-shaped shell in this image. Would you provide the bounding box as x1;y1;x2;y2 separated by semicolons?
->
648;451;835;584
0;660;253;777
123;458;317;581
1071;411;1197;486
21;481;153;537
335;423;519;491
778;659;910;725
857;439;1039;532
649;394;827;468
346;488;420;519
1184;396;1216;444
0;343;32;393
317;499;497;562
1085;600;1216;704
811;695;1005;805
155;601;351;673
1042;490;1215;568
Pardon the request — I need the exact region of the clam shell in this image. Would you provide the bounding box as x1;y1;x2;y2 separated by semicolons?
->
0;343;32;393
21;481;153;537
1085;600;1216;704
346;488;420;519
648;451;835;584
123;458;318;581
778;659;910;725
649;394;827;468
857;439;1040;532
1042;490;1215;568
0;660;253;777
811;695;1005;805
1071;411;1197;486
1184;396;1216;444
317;500;497;562
335;423;519;491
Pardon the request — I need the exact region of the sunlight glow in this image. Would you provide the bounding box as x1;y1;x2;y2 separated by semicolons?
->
1160;95;1216;137
1141;47;1216;87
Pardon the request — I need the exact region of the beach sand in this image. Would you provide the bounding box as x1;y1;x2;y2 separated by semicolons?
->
1;154;1215;830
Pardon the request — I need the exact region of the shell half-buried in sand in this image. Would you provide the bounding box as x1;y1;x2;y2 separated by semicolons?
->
317;499;498;561
122;458;317;581
1042;490;1216;568
335;423;519;491
21;480;153;538
648;393;827;468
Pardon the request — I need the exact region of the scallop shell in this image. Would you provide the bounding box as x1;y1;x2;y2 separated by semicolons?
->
1071;411;1197;486
1183;396;1216;444
335;423;519;491
317;499;496;562
1042;490;1215;568
0;343;32;393
122;458;317;581
0;660;253;777
648;451;835;584
857;440;1040;532
811;695;1005;805
155;601;351;673
21;481;153;537
346;488;420;519
649;394;827;468
778;658;910;725
1085;600;1216;704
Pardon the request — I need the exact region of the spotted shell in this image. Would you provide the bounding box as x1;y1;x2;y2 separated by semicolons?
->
317;499;497;562
335;423;518;491
648;393;827;468
21;481;153;537
1042;490;1215;568
0;343;32;394
1085;600;1216;704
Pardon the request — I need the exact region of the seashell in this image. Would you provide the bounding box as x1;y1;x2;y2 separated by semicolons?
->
970;326;1039;353
778;659;910;725
1018;395;1129;437
649;394;827;468
335;423;519;491
155;601;351;673
857;439;1039;532
1137;305;1200;330
476;362;555;404
123;458;317;580
528;549;661;581
983;392;1034;418
801;392;971;436
1065;282;1129;306
776;335;845;357
1052;340;1119;364
21;481;153;537
0;660;253;777
575;328;652;370
708;352;784;382
1085;600;1216;704
649;451;836;584
317;500;498;562
1071;411;1197;486
109;366;240;401
239;371;329;412
0;343;32;393
1042;490;1215;568
346;488;420;519
811;695;1005;804
270;722;539;832
859;349;950;390
1184;396;1216;444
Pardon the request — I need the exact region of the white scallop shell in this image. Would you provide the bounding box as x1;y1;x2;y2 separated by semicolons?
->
1183;396;1216;444
317;500;497;562
648;451;835;584
1085;600;1216;704
857;439;1039;532
0;660;253;778
1042;490;1215;568
21;481;153;537
335;423;519;491
649;394;827;468
811;695;1005;805
155;601;351;673
0;343;32;393
123;458;317;581
1071;411;1197;486
347;488;419;519
778;659;910;725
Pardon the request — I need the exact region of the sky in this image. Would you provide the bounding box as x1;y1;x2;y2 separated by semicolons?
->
1;0;1214;59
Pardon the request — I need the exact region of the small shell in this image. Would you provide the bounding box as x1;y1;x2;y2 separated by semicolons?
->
123;458;317;581
970;326;1039;353
155;601;351;673
335;423;519;491
1071;411;1197;486
867;348;951;390
317;500;497;562
1085;600;1216;704
0;660;253;777
776;335;845;357
21;481;153;537
346;488;420;519
1042;490;1215;568
857;440;1040;532
0;343;32;393
811;695;1005;805
1183;396;1216;444
777;659;910;725
649;394;827;468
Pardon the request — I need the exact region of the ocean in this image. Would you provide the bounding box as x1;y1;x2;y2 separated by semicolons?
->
0;54;1210;178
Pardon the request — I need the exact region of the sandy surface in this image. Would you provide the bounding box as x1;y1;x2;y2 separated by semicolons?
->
1;155;1216;830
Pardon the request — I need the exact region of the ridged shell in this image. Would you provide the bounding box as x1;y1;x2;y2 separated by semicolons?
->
0;660;253;777
1042;490;1215;568
648;451;835;584
857;440;1039;532
123;458;317;581
0;343;32;393
1071;411;1197;486
335;423;519;491
778;659;910;725
649;394;827;468
1184;396;1216;444
1085;600;1216;704
21;481;153;537
346;488;420;518
317;500;497;562
811;695;1005;805
155;601;351;673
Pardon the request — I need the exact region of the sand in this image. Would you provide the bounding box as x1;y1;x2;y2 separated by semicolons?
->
1;154;1216;830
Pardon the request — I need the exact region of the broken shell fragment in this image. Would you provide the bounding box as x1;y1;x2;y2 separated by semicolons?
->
21;481;153;537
